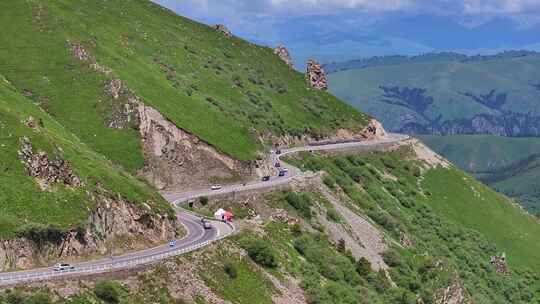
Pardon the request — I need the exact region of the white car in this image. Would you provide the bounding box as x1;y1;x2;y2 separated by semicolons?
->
53;263;75;271
211;185;222;190
169;240;176;247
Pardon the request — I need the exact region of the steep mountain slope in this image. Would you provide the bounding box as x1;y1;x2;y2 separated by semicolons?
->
483;154;540;214
0;74;178;270
4;140;540;303
327;52;540;135
0;0;369;190
0;0;370;276
421;135;540;213
1;1;540;303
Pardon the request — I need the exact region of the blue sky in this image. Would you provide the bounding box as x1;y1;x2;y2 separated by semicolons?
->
153;0;540;65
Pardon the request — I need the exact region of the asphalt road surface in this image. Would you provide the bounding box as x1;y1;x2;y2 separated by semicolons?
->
0;133;408;286
164;133;409;204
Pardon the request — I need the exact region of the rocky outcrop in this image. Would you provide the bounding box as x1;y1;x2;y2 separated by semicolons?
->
436;277;472;304
490;253;509;273
104;79;140;129
101;73;252;191
404;139;450;169
213;24;232;38
306;59;328;90
317;184;389;271
70;42;89;61
0;185;178;271
23;116;37;129
271;209;299;226
360;119;387;140
274;45;293;67
260;120;387;151
137;103;251;190
18;137;83;190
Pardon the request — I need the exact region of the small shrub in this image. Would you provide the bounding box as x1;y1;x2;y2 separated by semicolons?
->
199;196;208;206
356;257;372;276
24;293;52;304
224;262;238;279
244;239;278;268
94;280;121;304
336;238;346;253
284;192;313;219
326;208;341;223
382;250;403;267
323;175;336;189
290;223;302;236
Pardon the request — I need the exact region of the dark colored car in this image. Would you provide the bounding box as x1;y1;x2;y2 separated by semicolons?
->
262;175;271;181
276;149;282;155
278;170;286;177
201;218;212;229
275;162;281;168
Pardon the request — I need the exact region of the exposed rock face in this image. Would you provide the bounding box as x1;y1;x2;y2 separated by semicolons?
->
360;119;387;139
213;24;232;38
70;42;89;61
260;120;387;151
306;59;328;90
274;45;293;67
105;78;123;100
436;277;472;304
18;137;83;189
490;253;509;273
137;103;251;190
271;209;299;226
100;72;252;191
0;186;178;271
405;138;451;169
104;79;140;129
317;184;389;271
23;116;36;129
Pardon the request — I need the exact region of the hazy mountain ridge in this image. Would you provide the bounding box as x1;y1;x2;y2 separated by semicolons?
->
328;51;540;135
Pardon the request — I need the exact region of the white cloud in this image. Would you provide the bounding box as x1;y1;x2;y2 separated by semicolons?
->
463;0;540;14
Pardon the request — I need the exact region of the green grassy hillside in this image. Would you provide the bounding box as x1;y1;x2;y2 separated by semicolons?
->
284;147;540;303
423;167;540;270
0;0;368;171
5;146;540;303
0;75;171;238
327;53;540;134
419;135;540;173
420;135;540;213
485;155;540;214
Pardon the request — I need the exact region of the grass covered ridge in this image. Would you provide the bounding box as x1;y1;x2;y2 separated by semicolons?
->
0;0;369;169
0;76;172;239
285;147;540;303
420;135;540;214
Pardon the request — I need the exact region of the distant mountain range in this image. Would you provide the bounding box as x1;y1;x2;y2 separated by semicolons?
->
328;51;540;136
240;14;540;69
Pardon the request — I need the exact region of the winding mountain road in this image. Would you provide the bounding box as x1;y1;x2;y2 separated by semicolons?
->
0;133;408;286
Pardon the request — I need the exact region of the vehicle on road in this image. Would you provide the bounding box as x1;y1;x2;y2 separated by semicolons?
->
201;218;212;229
278;170;287;177
53;263;75;271
275;162;281;168
276;149;282;155
169;241;176;247
262;175;271;181
211;185;222;190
